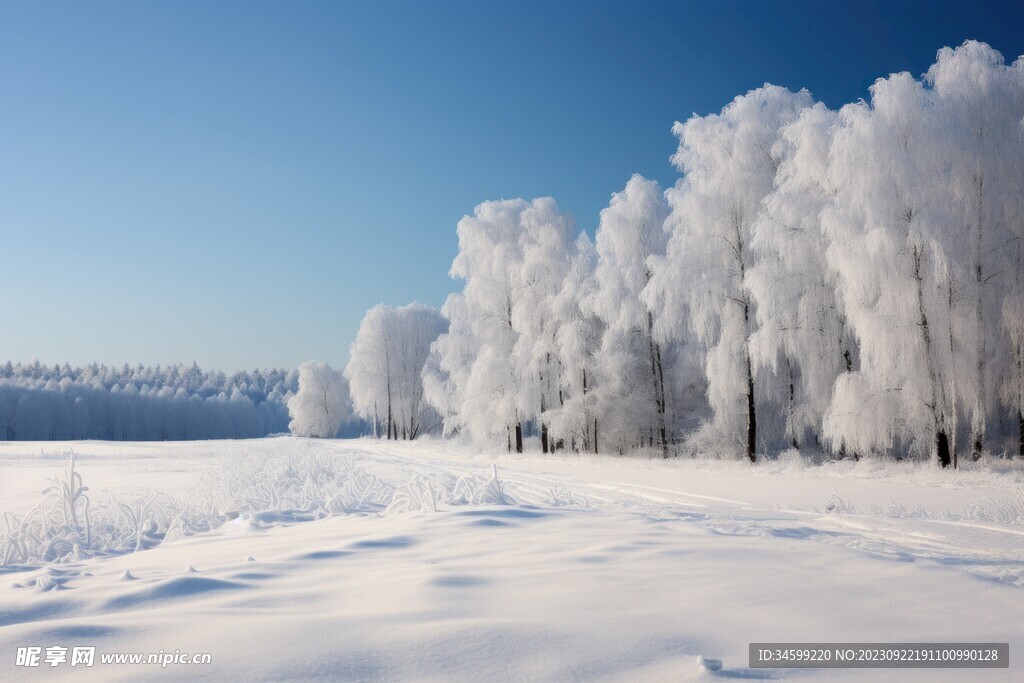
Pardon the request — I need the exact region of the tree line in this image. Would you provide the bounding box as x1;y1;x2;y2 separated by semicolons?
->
0;361;296;440
343;41;1024;466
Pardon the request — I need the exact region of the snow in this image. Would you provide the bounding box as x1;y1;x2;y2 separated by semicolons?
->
1;437;1023;680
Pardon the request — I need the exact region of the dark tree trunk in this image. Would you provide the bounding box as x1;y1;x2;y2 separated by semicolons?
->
1019;411;1023;458
838;340;858;461
787;359;798;450
937;430;952;468
515;422;523;454
746;349;757;463
971;170;986;462
594;418;598;455
540;374;547;454
911;244;949;469
646;311;669;458
655;339;668;458
507;425;511;453
385;344;394;441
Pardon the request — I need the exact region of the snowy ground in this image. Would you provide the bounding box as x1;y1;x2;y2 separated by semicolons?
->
1;438;1023;681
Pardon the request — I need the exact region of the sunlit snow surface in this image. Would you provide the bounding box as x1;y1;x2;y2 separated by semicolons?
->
1;437;1023;681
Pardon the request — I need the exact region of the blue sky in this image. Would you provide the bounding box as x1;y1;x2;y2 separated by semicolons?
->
2;0;1023;371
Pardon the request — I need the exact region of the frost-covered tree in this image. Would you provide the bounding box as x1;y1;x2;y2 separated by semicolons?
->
820;71;961;465
924;41;1024;460
587;175;672;455
426;200;529;450
287;361;350;438
425;197;577;452
650;85;813;461
549;233;603;452
511;198;578;453
346;303;447;440
1003;285;1024;458
417;40;1024;464
747;103;855;454
423;292;477;439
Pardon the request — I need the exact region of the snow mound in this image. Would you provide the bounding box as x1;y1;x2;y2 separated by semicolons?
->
696;655;722;671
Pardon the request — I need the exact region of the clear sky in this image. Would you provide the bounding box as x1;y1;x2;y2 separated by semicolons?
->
2;0;1023;372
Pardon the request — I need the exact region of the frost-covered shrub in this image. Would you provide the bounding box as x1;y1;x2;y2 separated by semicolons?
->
384;465;515;513
0;453;179;565
962;486;1024;526
287;361;351;438
185;448;394;518
1;451;523;567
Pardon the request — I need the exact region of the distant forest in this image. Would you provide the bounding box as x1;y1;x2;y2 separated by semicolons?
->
0;360;298;441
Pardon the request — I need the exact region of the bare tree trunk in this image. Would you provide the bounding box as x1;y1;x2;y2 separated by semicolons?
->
838;329;859;461
1019;410;1023;458
1017;341;1024;458
656;338;668;457
786;357;798;449
515;422;523;454
385;343;394;441
912;244;951;467
646;311;668;458
594;417;598;455
386;398;392;440
582;368;590;452
540;380;548;454
729;214;757;463
937;431;952;469
745;347;757;463
971;274;986;461
947;282;959;469
743;300;757;463
972;141;987;461
972;194;986;461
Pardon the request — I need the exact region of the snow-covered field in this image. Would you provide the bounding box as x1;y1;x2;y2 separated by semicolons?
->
1;438;1023;681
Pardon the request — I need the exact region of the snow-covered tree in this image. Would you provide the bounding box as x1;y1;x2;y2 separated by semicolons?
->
425;197;577;452
746;103;855;454
923;41;1024;460
510;198;578;453
420;40;1024;463
423;292;477;439
819;70;962;465
287;361;350;438
650;85;813;461
426;200;528;450
346;303;447;439
549;233;603;452
586;175;672;455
